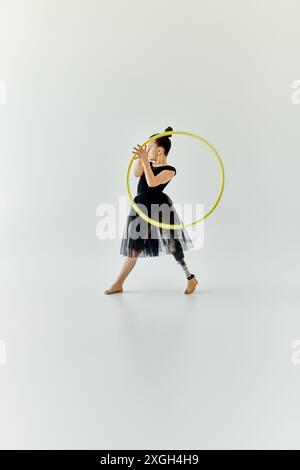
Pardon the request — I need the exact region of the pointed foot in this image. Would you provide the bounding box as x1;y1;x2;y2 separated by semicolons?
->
104;284;123;295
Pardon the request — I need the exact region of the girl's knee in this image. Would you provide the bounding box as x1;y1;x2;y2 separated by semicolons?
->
171;242;184;262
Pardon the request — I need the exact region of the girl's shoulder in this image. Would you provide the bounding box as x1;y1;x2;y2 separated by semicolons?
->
166;165;176;173
151;162;176;174
163;164;176;175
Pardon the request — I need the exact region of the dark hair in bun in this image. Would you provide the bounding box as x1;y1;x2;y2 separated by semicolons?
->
149;126;173;156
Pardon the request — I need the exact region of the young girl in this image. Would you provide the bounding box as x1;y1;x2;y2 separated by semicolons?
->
105;126;198;294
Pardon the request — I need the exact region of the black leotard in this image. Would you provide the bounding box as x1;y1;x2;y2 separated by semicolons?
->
136;161;176;197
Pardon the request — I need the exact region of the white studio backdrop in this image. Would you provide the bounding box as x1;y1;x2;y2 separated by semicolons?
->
0;0;300;450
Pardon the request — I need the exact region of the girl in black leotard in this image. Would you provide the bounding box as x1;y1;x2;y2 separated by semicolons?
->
105;126;198;295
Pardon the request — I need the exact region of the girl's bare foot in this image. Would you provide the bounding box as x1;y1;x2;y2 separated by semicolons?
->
184;275;198;294
104;283;123;295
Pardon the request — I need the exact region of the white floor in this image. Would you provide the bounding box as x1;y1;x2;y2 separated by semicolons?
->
1;271;300;449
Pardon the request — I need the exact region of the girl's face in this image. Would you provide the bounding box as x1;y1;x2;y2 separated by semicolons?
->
146;141;163;161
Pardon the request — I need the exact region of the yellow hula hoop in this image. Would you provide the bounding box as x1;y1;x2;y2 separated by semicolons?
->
126;130;225;230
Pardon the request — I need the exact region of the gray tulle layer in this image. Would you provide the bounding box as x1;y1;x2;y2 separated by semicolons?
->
120;192;194;258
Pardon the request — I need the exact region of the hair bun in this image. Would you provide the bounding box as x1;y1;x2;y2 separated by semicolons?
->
164;126;173;138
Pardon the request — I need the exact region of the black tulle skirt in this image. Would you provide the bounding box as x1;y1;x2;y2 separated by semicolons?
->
120;192;194;258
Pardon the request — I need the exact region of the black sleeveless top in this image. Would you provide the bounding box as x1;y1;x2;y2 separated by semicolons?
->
137;161;176;196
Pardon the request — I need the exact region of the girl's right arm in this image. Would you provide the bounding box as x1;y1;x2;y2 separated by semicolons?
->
133;157;144;177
